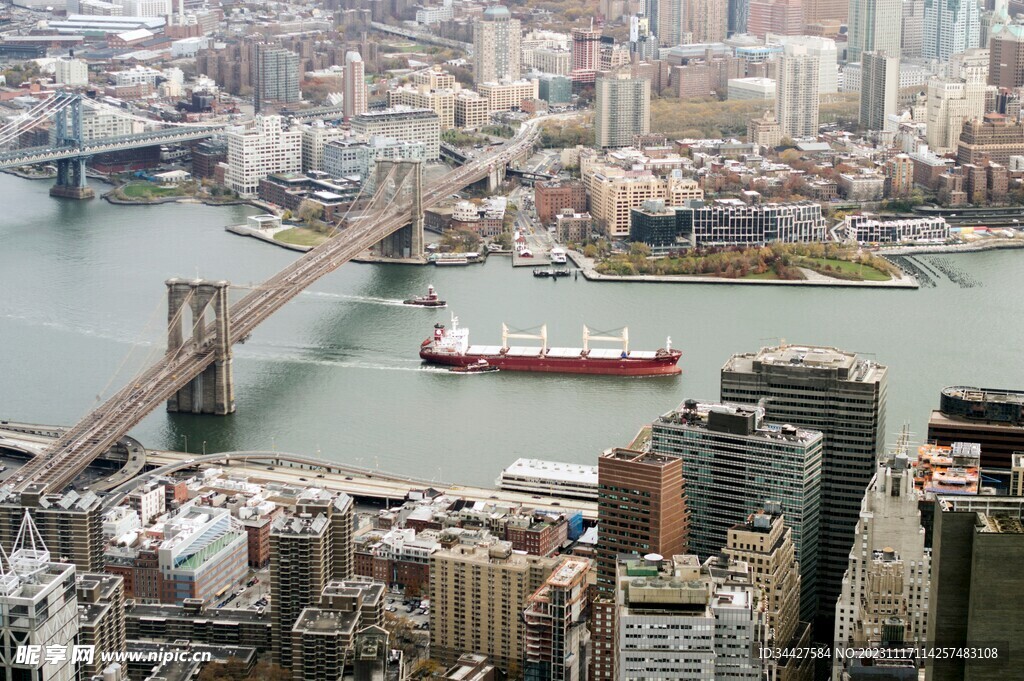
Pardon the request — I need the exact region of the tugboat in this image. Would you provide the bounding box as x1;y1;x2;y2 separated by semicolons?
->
404;285;447;308
449;359;499;374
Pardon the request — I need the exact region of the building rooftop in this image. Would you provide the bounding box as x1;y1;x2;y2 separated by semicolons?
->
500;458;597;485
601;448;680;467
293;607;359;634
723;344;884;383
656;400;822;445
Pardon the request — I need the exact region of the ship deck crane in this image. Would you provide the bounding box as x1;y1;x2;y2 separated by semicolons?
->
583;326;629;354
502;323;547;352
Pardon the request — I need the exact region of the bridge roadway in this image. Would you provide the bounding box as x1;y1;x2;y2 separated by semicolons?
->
101;449;597;520
0;126;224;170
13;118;545;494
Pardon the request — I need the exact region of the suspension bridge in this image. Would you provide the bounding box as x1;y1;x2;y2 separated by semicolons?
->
8;113;542;494
0;91;224;198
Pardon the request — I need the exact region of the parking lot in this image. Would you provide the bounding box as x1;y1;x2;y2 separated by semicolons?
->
385;591;430;631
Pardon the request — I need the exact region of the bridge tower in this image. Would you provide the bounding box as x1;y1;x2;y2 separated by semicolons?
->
49;93;95;201
165;278;235;415
372;159;424;260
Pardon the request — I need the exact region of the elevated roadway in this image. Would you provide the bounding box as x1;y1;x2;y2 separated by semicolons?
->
13;116;549;494
103;449;597;520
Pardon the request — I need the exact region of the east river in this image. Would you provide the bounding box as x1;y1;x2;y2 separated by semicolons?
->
1;173;1022;486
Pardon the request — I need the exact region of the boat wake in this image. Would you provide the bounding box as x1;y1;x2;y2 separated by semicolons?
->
301;291;407;307
236;350;451;373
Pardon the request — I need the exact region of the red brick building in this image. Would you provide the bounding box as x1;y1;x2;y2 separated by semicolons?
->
535;180;587;224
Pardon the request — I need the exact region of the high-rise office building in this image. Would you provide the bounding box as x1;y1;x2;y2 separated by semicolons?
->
614;554;765;680
901;0;926;57
729;0;752;35
522;557;590;681
846;0;902;62
473;5;521;85
0;512;79;681
923;0;980;60
802;0;848;23
833;439;931;680
256;45;300;111
928;386;1024;471
926;496;1024;681
343;50;367;121
749;0;806;37
860;51;900;130
989;13;1024;87
430;540;558;672
775;43;820;138
651;400;823;621
594;71;651;148
724;505;814;681
592;448;689;681
721;344;888;634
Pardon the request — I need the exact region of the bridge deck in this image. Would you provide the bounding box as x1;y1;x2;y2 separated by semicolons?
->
13;125;539;493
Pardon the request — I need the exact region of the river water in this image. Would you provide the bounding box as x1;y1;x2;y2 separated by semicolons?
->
1;173;1022;486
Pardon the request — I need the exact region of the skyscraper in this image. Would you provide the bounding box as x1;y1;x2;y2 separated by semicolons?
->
571;25;602;82
657;0;687;47
473;5;521;85
860;51;900;130
0;512;80;681
846;0;902;62
595;71;651;148
926;386;1024;471
689;0;729;42
989;18;1024;88
651;400;823;621
721;344;887;635
256;45;300;111
926;496;1024;681
775;43;820;138
591;448;689;681
923;0;980;60
269;490;354;671
901;0;926;57
925;65;988;153
343;50;367;121
833;437;931;680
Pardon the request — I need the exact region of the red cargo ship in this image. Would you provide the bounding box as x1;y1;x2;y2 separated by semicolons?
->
419;316;681;376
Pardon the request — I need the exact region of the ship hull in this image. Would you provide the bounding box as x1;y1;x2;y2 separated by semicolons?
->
420;344;682;376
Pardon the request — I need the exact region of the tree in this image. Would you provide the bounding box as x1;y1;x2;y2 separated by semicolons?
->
298;199;325;224
629;242;651;257
583;244;598;258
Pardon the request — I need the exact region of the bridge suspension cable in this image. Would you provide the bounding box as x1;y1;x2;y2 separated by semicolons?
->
80;97;230;130
0;95;77;147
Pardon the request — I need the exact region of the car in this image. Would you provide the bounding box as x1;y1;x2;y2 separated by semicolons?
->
316;473;325;478
266;466;274;470
184;458;195;464
345;476;353;481
299;477;307;482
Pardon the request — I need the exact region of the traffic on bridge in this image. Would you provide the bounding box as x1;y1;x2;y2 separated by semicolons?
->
12;116;544;494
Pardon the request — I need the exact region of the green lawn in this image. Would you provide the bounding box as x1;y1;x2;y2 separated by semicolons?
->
274;228;329;247
797;257;891;281
121;182;181;198
741;270;785;280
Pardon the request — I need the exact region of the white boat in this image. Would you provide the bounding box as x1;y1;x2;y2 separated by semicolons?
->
550;247;567;264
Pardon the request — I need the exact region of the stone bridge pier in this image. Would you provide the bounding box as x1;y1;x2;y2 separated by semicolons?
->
373;159;424;259
165;278;235;415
